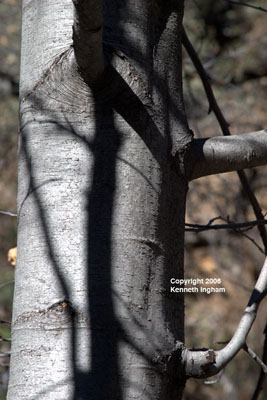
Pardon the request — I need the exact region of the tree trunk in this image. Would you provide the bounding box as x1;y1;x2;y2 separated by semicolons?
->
8;1;191;399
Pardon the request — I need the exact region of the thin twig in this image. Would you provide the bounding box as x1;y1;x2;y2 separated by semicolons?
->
0;336;11;342
0;210;17;217
243;344;267;373
185;217;266;253
0;352;11;358
182;26;267;254
223;0;267;13
252;324;267;400
185;218;267;232
0;320;11;325
0;280;15;288
237;232;265;255
220;217;265;254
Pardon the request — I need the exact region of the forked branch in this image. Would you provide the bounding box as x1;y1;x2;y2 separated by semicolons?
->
182;258;267;379
72;0;105;84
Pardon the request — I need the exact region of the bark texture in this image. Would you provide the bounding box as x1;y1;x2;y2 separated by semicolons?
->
188;130;267;180
8;1;190;399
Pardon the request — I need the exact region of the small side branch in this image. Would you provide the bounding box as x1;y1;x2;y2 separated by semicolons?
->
188;130;267;180
242;344;267;373
0;320;11;326
223;0;267;13
182;258;267;379
252;324;267;400
185;217;267;232
0;336;11;342
0;210;17;217
0;280;14;289
72;0;105;84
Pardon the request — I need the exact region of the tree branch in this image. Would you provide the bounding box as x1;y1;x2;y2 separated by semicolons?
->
223;0;267;13
0;210;17;217
186;216;266;253
182;26;267;253
185;217;267;232
0;320;11;326
188;130;267;180
0;280;14;289
0;336;11;342
182;257;267;379
242;344;267;373
252;324;267;400
72;0;105;84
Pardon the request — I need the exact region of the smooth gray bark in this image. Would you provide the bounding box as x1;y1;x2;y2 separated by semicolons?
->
188;130;267;180
7;1;267;399
8;1;189;399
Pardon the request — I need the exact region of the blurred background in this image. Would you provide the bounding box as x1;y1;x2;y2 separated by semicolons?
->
0;0;266;399
0;0;20;398
183;1;267;399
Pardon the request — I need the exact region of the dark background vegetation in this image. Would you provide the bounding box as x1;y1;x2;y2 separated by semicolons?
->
0;0;266;399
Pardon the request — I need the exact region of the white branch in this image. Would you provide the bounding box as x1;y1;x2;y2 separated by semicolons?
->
182;257;267;378
72;0;105;84
0;210;17;217
188;129;267;180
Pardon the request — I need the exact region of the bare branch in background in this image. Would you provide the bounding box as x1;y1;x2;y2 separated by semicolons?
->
223;0;267;13
182;26;267;254
0;320;11;325
242;344;267;373
182;258;267;379
0;211;17;217
186;216;266;254
0;352;11;358
0;280;15;289
252;324;267;400
185;217;267;232
0;336;11;342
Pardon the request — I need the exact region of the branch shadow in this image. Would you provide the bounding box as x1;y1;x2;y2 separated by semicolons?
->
19;89;124;398
76;94;122;398
15;4;189;398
